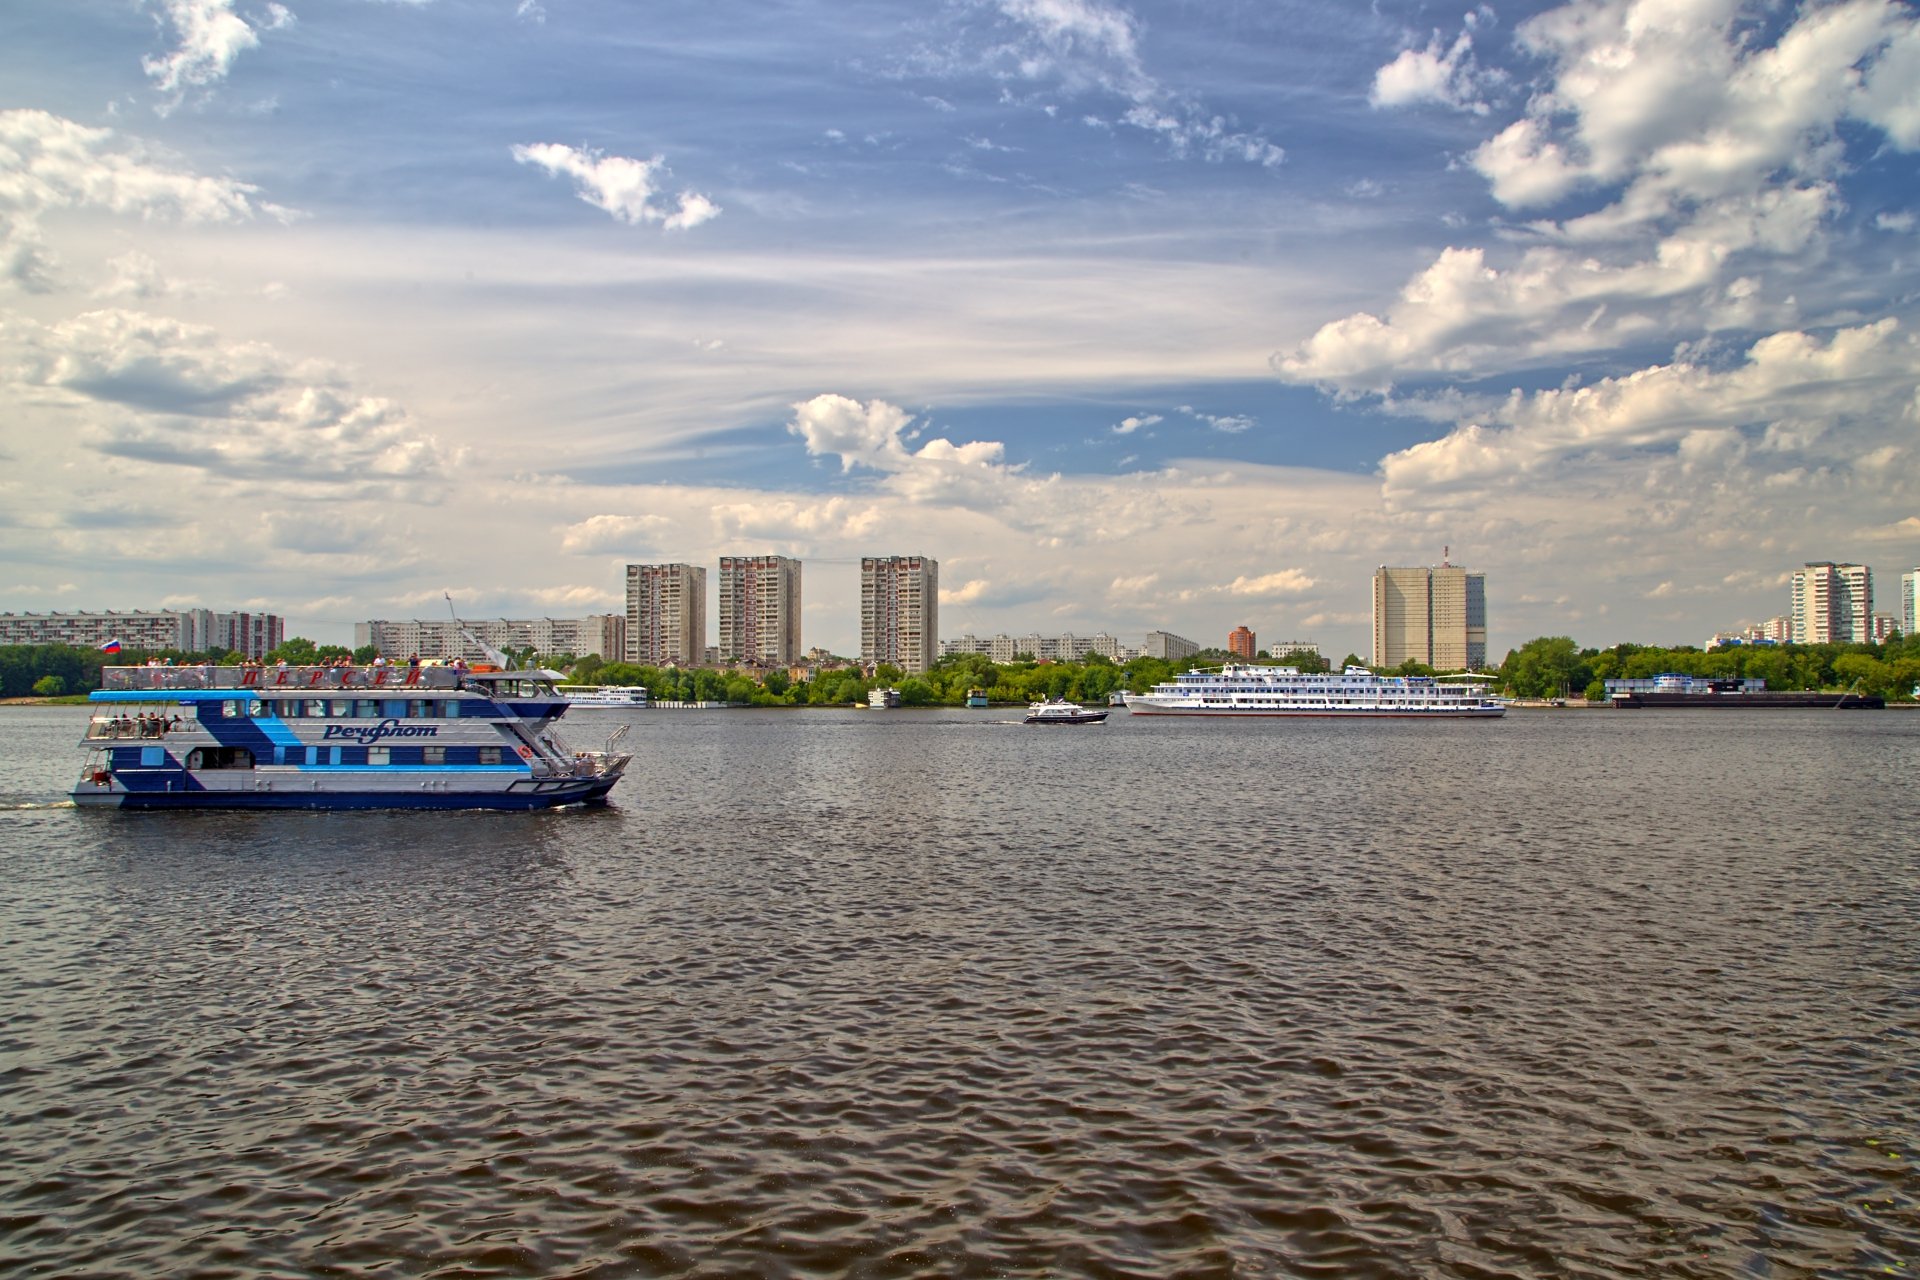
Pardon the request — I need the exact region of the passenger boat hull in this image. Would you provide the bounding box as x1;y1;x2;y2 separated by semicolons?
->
71;774;620;811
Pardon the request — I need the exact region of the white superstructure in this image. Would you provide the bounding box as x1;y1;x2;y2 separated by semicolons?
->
1127;665;1505;718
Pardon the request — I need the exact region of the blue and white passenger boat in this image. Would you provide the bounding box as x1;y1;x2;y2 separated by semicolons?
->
72;664;632;810
1126;664;1505;718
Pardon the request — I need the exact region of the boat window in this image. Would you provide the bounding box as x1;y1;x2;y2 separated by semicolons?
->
423;746;446;764
478;747;502;765
354;700;377;718
368;747;390;765
248;699;266;717
329;700;350;717
381;700;407;718
222;700;240;718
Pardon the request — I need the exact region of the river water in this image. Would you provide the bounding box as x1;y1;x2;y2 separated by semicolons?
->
2;703;1916;1277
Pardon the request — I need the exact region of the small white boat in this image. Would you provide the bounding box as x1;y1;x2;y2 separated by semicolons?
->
868;687;901;709
1025;698;1107;725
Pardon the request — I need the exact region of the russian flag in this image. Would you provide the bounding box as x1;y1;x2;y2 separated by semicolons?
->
97;638;122;654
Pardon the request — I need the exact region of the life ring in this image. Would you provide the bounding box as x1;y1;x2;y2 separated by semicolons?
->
516;745;533;759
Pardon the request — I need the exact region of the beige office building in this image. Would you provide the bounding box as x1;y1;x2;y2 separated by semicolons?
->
625;563;707;665
1373;564;1488;670
718;555;802;666
861;555;938;675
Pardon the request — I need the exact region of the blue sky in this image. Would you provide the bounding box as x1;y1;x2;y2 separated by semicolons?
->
2;0;1917;658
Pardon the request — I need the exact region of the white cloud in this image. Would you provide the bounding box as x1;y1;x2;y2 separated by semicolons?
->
142;0;269;105
1;308;446;495
93;249;211;300
1370;23;1491;115
558;513;673;554
941;577;991;605
1112;413;1159;435
710;496;884;542
511;143;720;230
1225;569;1316;597
1379;319;1918;495
1472;0;1916;214
987;0;1284;168
1282;0;1920;392
787;393;1027;507
0;109;277;293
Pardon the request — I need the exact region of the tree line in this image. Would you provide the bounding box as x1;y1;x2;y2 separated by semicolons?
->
1499;635;1920;701
7;635;1916;703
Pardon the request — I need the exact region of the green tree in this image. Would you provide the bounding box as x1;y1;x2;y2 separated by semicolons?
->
1501;636;1589;699
32;675;66;697
267;637;319;665
352;644;380;664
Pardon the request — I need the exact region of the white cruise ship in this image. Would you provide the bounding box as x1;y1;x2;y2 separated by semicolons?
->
1126;664;1505;718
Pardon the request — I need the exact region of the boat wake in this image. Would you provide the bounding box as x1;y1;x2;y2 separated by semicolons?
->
0;799;77;810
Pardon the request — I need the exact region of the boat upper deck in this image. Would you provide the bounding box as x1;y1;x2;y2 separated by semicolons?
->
97;664;563;700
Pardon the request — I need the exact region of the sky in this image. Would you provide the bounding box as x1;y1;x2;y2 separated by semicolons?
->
2;0;1917;660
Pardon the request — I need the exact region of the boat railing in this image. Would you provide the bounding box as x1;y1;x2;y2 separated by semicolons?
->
101;664;467;692
85;715;185;740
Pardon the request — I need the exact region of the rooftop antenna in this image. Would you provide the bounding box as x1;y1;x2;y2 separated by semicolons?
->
1443;545;1451;566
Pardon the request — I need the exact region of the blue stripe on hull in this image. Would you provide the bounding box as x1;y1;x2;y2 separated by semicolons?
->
75;783;618;812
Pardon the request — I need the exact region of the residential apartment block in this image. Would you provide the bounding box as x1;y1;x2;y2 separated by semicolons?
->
718;555;802;666
625;563;707;666
861;555;938;675
1903;569;1918;638
941;632;1132;663
0;608;285;659
1372;563;1488;670
1791;562;1872;644
1228;626;1256;659
355;615;624;662
1141;630;1199;662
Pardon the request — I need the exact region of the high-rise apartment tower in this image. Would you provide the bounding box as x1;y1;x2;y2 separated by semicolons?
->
1901;568;1918;638
625;563;707;665
861;555;939;675
1791;562;1872;644
1372;562;1487;670
718;555;802;666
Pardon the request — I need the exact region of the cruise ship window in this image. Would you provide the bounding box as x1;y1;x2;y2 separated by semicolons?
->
423;746;446;764
368;747;390;765
354;700;377;718
330;700;350;717
478;747;502;765
247;699;265;717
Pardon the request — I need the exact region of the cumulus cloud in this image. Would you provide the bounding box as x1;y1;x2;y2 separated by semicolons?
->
941;577;991;605
787;393;1030;506
711;496;884;541
1472;0;1920;214
142;0;274;108
1225;569;1316;596
1380;319;1918;495
1112;413;1160;435
1;309;446;495
511;143;720;229
559;512;673;554
0;109;279;293
1281;0;1920;392
1371;11;1496;115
